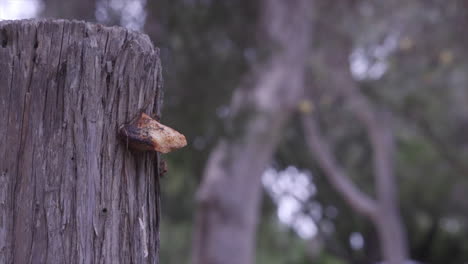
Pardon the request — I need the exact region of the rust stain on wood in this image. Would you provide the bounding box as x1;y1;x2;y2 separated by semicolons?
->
119;112;187;153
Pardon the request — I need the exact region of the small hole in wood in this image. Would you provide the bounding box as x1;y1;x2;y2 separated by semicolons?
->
102;208;108;213
1;29;7;48
106;75;111;86
34;41;38;49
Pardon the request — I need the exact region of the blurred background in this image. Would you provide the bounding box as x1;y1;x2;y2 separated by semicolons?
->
2;0;468;263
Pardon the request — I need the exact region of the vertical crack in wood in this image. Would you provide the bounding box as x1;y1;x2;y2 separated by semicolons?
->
0;20;162;264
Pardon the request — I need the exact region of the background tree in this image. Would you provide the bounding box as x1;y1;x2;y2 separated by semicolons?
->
190;0;312;263
41;0;96;21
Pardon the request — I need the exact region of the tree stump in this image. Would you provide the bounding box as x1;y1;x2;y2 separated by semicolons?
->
0;19;162;264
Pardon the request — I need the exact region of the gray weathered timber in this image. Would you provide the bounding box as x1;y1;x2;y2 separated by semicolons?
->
0;19;162;264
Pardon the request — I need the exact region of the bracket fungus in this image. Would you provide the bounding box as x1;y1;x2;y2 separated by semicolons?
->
119;112;187;153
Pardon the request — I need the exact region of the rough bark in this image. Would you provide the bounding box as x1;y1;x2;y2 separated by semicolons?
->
190;1;312;264
0;19;162;264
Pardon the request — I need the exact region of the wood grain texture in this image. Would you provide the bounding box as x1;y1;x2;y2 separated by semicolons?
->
0;19;162;264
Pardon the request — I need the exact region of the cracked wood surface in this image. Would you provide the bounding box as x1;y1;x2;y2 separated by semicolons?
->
0;19;162;264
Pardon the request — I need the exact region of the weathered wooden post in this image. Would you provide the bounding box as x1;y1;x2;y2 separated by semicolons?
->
0;19;162;263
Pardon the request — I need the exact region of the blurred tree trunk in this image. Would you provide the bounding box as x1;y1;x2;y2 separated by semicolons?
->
301;2;409;262
190;1;313;264
0;19;162;264
302;113;408;264
41;0;97;21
